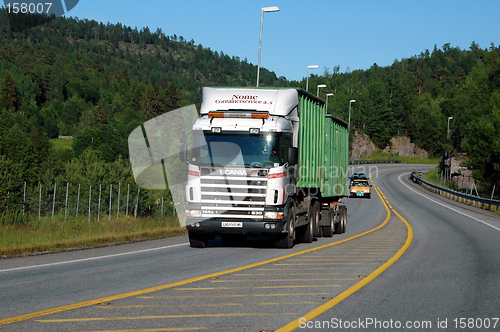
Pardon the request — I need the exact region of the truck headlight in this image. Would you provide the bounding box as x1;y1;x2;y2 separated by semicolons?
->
365;190;370;193
264;211;283;219
186;210;201;218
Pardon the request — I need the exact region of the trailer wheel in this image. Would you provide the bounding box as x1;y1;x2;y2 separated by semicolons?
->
189;231;208;248
341;208;347;233
322;209;334;237
276;206;295;249
335;210;343;234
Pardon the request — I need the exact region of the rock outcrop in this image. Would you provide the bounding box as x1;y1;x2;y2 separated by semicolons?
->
350;132;429;160
382;136;429;159
350;131;377;160
443;154;474;190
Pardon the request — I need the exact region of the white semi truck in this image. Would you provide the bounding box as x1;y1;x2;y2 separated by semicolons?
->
181;87;349;248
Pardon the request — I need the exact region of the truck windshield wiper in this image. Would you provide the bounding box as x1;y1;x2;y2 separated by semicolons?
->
244;163;262;168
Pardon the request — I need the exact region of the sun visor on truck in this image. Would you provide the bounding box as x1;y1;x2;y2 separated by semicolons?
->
200;87;299;116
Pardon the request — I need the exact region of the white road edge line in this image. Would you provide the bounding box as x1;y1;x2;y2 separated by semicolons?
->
0;242;189;273
398;172;500;232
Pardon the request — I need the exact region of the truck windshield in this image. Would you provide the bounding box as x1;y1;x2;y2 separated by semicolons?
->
191;133;282;168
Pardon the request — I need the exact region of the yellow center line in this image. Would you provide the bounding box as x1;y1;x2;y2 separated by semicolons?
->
293;255;386;257
77;326;254;332
98;301;318;309
233;273;360;276
36;312;297;323
285;258;379;261
174;285;345;290
271;263;370;265
137;293;330;299
349;246;400;248
275;170;414;332
1;171;397;327
210;278;356;282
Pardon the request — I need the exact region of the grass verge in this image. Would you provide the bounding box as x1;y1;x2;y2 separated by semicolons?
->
420;166;500;216
422;166;440;185
0;214;187;257
49;138;73;150
362;151;440;164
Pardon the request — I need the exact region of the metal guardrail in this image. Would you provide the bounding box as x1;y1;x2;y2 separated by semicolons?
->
349;159;402;165
410;172;500;211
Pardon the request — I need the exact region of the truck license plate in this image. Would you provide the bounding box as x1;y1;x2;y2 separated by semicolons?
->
222;222;243;228
357;192;364;196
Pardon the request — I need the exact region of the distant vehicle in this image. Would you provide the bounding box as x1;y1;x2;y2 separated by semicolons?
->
350;179;371;198
351;172;368;181
349;172;368;187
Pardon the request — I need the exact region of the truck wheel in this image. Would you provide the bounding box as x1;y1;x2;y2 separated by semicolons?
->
341;209;347;233
322;210;334;237
189;231;208;248
301;211;314;243
276;206;295;249
312;201;322;237
335;210;343;234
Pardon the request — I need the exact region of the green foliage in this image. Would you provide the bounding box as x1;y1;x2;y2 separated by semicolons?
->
0;9;498;201
59;149;136;199
0;111;51;183
422;166;440;184
72;124;127;162
0;155;24;212
0;71;17;111
364;151;441;165
0;213;184;256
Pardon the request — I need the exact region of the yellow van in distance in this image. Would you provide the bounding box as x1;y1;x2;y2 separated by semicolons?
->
350;179;371;199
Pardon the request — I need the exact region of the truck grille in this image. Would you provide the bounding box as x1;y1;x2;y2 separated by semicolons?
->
199;171;267;220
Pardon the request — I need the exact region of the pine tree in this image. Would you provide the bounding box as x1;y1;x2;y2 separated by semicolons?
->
90;102;108;126
165;82;182;112
143;83;155;120
122;65;130;85
0;72;18;111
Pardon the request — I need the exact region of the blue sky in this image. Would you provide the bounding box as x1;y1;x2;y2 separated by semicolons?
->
7;1;500;81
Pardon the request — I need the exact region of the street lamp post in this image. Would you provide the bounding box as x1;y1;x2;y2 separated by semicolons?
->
447;116;453;139
445;116;453;159
306;65;319;92
256;6;279;87
326;93;333;113
317;84;326;97
348;100;356;135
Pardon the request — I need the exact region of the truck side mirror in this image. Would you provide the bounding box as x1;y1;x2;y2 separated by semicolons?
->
179;135;189;163
179;143;187;163
288;147;298;165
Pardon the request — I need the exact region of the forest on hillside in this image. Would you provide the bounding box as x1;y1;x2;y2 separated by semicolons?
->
0;9;498;210
303;42;500;196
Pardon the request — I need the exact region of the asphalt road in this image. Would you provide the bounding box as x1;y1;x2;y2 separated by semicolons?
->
1;164;499;331
312;165;500;331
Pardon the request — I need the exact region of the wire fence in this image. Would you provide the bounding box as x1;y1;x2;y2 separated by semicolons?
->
412;171;500;212
1;182;176;224
436;168;497;199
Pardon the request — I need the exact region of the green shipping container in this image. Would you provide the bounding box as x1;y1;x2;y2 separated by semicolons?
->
296;90;349;198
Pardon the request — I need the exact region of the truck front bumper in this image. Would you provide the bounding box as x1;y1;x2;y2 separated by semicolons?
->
186;218;287;235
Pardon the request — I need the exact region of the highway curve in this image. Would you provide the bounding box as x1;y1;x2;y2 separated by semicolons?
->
1;164;499;331
309;165;500;331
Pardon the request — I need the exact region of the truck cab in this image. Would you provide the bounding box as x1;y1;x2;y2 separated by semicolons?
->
183;87;348;248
